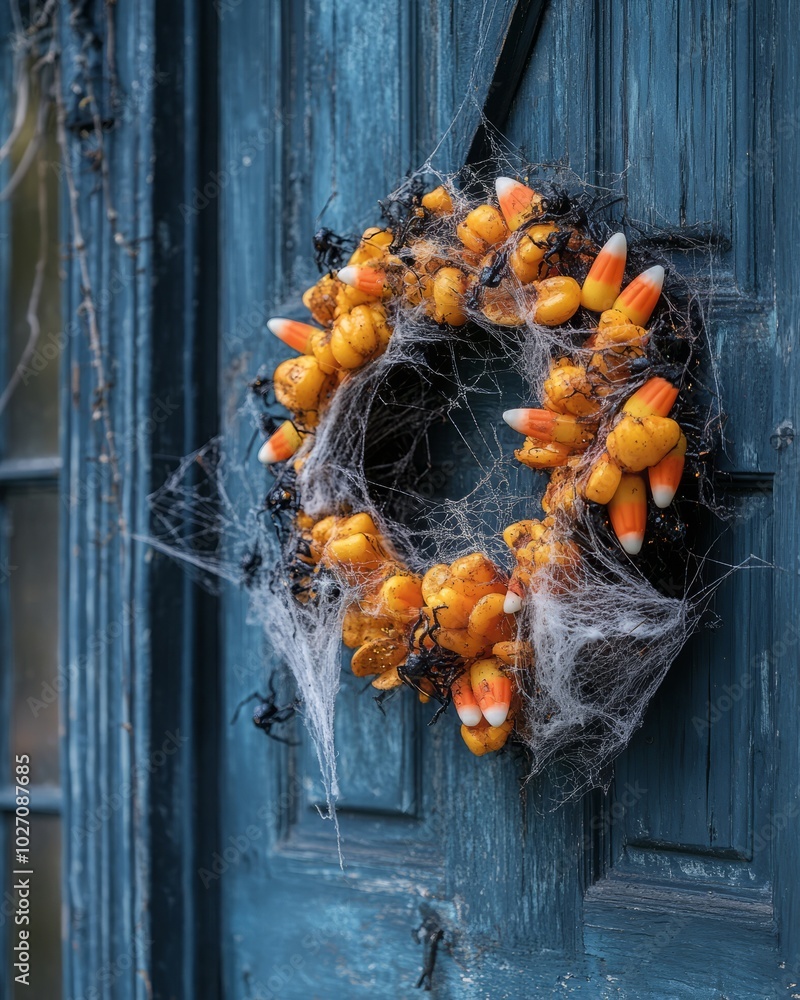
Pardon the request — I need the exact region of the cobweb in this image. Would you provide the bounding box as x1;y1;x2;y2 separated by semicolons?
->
145;147;734;824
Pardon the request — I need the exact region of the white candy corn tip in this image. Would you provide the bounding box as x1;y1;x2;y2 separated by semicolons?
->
651;485;676;509
482;704;510;728
641;264;665;291
257;440;278;465
603;232;627;258
502;408;527;434
266;318;286;337
495;176;519;199
503;591;523;614
337;265;358;288
456;706;483;728
618;533;644;556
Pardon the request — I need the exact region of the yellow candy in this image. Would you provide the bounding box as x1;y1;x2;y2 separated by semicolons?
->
606;415;682;473
351;637;408;677
341;604;396;649
310;327;341;374
325;532;386;571
435;627;487;658
514;438;573;470
467;593;516;644
432;267;469;325
426;586;474;629
492;640;534;668
460;717;514;755
456;204;509;255
509;224;558;283
421;185;454;216
273;355;333;422
450;552;499;585
584;452;622;504
421;564;450;604
302;274;339;326
532;276;582;326
543;362;599;416
379;573;424;618
330;304;381;369
372;666;404;690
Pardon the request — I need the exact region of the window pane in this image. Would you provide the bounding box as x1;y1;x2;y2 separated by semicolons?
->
3;84;61;460
7;490;59;785
5;813;61;998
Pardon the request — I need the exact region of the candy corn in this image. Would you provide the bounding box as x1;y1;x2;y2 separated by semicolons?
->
451;673;483;727
622;377;679;418
613;265;665;327
495;176;543;231
337;264;388;298
257;420;303;465
649;433;687;507
503;408;596;448
580;233;627;312
470;657;512;726
608;474;647;555
266;318;317;354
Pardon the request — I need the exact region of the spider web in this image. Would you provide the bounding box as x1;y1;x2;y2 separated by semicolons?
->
145;113;744;831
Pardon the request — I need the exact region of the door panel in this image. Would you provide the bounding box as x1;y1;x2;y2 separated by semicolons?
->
219;1;792;996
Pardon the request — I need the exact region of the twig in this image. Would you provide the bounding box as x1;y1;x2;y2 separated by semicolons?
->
53;51;124;516
0;56;29;163
0;91;47;201
0;155;48;417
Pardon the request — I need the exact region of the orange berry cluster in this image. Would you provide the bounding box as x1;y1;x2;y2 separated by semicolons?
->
257;176;688;756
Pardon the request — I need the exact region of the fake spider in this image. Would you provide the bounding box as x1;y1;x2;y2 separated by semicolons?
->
230;675;299;745
313;227;354;274
399;609;464;724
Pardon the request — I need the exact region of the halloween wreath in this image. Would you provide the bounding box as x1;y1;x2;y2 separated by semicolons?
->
244;169;718;799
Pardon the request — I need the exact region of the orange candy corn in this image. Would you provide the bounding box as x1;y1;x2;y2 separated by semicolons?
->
622;377;679;418
451;673;483;727
613;265;665;327
257;420;303;465
580;233;627;312
608;474;647;555
267;318;317;354
337;264;388;297
503;408;595;448
495;176;543;231
649;433;687;508
470;657;512;727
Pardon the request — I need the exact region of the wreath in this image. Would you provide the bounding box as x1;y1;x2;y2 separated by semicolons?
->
242;168;718;801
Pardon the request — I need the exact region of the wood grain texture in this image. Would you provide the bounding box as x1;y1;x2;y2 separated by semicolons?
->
45;0;795;995
59;0;220;997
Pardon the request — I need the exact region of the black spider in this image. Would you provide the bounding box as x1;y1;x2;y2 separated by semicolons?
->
313;227;354;274
230;675;299;745
398;609;463;724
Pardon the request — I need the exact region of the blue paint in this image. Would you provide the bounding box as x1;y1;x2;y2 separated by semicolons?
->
49;0;796;996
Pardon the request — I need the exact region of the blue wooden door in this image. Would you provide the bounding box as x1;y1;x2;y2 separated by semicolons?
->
217;2;797;996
